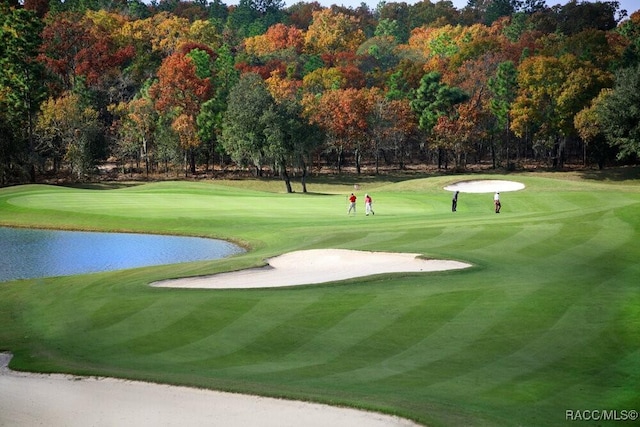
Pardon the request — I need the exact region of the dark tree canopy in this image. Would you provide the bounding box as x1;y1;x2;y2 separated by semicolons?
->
598;65;640;160
411;72;469;134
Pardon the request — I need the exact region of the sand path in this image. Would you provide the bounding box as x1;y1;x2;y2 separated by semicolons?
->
0;353;418;427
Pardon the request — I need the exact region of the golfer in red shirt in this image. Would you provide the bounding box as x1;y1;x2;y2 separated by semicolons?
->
348;193;357;215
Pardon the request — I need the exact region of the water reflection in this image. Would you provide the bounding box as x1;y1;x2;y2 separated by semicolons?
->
0;227;244;282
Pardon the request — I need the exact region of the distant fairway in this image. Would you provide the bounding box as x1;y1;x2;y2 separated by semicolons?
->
0;171;639;426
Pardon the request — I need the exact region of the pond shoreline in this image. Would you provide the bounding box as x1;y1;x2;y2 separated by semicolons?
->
0;226;244;283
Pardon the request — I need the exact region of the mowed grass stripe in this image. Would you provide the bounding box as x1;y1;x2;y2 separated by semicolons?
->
87;293;261;349
116;296;255;355
260;293;439;376
8;192;293;218
204;286;487;382
196;292;378;371
419;225;491;252
298;288;487;381
563;210;635;261
199;294;423;379
325;287;515;384
470;222;562;261
338;231;616;388
159;295;324;361
475;298;636;424
424;284;617;398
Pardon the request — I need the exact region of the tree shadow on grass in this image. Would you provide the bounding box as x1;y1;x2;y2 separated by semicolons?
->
60;182;144;190
579;166;640;182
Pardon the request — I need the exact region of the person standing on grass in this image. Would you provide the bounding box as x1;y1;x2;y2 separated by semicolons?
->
452;191;459;212
365;194;374;216
494;192;501;213
348;193;357;215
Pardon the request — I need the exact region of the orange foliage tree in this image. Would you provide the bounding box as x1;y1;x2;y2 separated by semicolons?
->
114;92;158;175
368;92;418;171
244;23;305;56
266;70;302;103
39;11;134;91
150;49;213;174
304;87;372;173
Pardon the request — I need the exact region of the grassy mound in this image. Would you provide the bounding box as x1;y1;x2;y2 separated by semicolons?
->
1;170;639;426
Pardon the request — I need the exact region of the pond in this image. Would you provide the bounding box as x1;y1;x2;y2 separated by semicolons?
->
0;227;244;282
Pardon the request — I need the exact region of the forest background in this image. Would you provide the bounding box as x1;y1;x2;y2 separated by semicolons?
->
1;0;639;190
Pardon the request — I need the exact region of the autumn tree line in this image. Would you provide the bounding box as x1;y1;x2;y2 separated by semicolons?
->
1;0;639;189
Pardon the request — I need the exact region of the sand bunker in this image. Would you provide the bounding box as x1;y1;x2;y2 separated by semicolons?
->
152;249;471;289
0;353;418;427
444;179;525;193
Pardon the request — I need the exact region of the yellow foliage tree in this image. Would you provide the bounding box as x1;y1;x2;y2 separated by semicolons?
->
304;9;365;55
302;67;346;94
189;20;222;50
121;12;190;55
35;92;101;177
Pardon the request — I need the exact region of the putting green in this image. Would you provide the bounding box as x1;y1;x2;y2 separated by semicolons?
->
0;171;638;426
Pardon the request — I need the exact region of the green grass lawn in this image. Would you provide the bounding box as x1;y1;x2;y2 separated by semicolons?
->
1;170;639;426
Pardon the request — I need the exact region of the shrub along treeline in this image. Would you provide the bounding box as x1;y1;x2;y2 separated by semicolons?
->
1;0;639;189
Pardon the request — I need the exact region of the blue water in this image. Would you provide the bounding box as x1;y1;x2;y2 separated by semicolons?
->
0;227;244;282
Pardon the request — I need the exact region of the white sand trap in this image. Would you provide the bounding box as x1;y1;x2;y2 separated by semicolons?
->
0;353;419;427
152;249;471;289
444;179;525;193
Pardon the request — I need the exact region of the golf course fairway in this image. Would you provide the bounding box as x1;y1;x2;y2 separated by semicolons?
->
0;170;638;426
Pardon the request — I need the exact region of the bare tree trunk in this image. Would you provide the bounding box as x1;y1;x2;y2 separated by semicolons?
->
28;105;36;183
184;151;188;177
491;140;496;169
281;166;292;193
143;137;149;176
190;149;196;175
300;159;308;193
